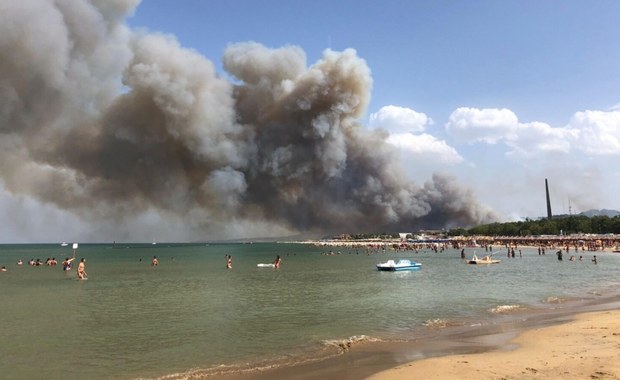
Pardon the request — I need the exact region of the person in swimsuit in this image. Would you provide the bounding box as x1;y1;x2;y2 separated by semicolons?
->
152;256;159;266
226;255;232;269
77;258;87;279
62;257;75;271
273;255;282;269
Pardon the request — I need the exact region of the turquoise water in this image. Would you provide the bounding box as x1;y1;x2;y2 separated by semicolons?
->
1;243;619;379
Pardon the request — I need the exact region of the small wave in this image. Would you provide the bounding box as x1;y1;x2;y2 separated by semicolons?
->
322;335;381;352
145;362;282;380
146;355;319;380
542;296;567;304
488;304;524;314
423;318;462;329
146;336;382;379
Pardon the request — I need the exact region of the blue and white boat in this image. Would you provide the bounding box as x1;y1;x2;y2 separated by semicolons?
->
376;259;422;271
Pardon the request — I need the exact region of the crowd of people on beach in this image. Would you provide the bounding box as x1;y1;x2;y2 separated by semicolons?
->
311;235;614;268
315;234;620;254
461;235;620;252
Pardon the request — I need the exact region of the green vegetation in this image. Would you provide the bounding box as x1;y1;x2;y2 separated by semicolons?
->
451;215;620;237
328;215;620;240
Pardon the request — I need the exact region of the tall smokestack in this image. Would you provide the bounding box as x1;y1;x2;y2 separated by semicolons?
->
545;178;552;220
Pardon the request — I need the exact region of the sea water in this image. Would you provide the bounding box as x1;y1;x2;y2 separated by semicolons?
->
1;243;619;379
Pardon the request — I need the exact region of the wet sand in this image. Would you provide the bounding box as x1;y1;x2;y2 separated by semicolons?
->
368;309;620;380
208;295;620;380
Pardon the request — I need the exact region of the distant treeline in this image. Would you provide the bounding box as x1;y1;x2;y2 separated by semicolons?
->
450;215;620;237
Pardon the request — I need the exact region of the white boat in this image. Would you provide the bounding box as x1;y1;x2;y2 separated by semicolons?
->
257;263;275;268
466;254;500;264
61;242;68;247
376;259;422;271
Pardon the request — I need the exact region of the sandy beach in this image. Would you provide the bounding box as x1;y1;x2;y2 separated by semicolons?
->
368;310;620;380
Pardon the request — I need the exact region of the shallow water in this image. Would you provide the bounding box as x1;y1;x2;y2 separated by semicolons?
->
1;243;618;379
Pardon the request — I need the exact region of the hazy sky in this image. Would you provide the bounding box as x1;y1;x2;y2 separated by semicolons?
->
1;0;619;242
128;1;620;217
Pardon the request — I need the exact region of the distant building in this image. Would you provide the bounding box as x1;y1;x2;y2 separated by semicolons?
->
415;230;447;240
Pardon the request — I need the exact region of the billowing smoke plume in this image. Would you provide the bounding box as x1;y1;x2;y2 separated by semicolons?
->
0;0;495;241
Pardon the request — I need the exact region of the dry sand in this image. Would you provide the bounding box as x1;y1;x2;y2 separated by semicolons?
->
367;310;620;380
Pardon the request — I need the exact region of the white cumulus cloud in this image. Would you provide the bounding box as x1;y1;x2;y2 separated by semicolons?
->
445;107;620;158
570;110;620;155
368;105;463;178
446;107;518;144
369;105;432;133
387;133;463;165
506;121;577;158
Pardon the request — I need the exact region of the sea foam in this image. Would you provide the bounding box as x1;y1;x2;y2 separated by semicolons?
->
423;318;462;329
488;304;524;314
322;335;381;352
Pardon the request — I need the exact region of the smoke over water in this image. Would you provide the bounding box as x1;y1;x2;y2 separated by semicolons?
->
0;0;495;241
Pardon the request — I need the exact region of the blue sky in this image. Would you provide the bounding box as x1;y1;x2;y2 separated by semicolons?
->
128;1;620;125
127;0;620;219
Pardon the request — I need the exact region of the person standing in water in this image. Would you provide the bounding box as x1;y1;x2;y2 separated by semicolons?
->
77;258;87;280
273;255;282;269
152;256;159;266
226;255;233;269
62;257;75;271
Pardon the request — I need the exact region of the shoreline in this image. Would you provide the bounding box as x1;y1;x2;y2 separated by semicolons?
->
368;308;620;379
165;290;620;380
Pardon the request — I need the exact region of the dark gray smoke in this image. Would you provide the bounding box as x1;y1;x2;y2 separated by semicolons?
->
0;0;495;241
